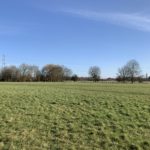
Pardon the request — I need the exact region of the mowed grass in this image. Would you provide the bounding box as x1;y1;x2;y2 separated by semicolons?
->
0;83;150;150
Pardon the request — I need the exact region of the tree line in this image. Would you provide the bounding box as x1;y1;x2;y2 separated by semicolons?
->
86;59;145;83
0;64;73;82
0;59;149;83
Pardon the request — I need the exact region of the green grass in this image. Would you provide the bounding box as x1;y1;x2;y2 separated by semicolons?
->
0;82;150;150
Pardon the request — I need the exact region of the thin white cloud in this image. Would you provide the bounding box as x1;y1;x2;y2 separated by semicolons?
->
63;9;150;32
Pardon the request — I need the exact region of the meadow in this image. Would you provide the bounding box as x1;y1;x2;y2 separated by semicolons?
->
0;82;150;150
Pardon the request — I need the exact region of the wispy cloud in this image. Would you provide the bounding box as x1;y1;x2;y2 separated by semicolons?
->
62;9;150;32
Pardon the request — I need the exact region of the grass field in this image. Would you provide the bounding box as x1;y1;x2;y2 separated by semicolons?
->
0;82;150;150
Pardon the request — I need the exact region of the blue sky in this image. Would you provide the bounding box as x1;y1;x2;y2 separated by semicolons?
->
0;0;150;77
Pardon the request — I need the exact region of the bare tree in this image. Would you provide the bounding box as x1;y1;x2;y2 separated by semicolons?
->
42;64;64;82
19;64;40;81
62;66;72;80
117;59;141;83
117;65;129;82
1;66;20;81
89;66;101;82
29;65;41;81
19;64;30;81
126;59;141;83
